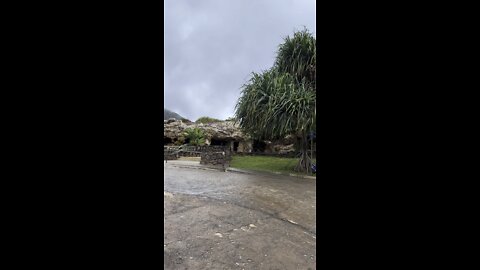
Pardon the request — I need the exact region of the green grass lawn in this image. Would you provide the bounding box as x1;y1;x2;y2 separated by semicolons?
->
230;155;316;176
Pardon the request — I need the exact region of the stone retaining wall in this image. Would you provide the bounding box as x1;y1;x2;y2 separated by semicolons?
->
164;145;231;165
164;151;178;161
200;146;231;167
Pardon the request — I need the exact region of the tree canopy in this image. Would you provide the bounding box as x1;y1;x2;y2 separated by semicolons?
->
235;29;316;140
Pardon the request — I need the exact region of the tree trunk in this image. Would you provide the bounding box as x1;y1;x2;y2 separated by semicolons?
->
295;132;312;174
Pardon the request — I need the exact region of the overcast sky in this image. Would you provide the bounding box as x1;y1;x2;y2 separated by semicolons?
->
164;0;316;121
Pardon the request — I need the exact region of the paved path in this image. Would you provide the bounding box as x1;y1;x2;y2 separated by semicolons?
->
164;161;316;270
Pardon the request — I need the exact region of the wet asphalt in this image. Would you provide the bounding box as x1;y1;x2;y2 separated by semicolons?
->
164;161;316;270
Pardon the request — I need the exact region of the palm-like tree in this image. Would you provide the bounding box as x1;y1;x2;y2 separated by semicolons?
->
183;128;206;146
235;29;316;173
275;29;316;89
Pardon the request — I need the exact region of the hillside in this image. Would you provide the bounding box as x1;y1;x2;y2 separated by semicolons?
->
164;109;184;120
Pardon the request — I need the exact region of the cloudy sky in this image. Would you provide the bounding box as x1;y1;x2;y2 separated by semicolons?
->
164;0;316;121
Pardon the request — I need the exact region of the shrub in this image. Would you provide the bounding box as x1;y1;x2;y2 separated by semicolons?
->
180;118;192;124
183;128;206;146
174;136;185;146
195;116;222;124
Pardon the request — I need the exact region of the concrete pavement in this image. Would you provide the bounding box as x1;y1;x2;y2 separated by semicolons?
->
164;161;316;269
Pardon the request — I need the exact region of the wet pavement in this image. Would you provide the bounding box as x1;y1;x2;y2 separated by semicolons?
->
164;161;316;270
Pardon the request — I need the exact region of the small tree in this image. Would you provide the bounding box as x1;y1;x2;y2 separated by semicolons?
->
183;128;206;146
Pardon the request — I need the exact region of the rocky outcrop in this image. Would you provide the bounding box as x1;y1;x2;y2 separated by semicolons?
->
164;119;248;141
163;119;297;155
265;135;296;154
164;119;188;139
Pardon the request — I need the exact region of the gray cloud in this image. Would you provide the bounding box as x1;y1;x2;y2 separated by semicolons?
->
164;0;316;121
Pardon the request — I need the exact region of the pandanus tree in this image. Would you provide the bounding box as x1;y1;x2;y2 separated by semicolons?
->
235;29;316;173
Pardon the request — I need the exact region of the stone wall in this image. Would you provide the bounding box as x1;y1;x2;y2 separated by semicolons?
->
164;152;178;160
200;146;231;168
164;146;179;161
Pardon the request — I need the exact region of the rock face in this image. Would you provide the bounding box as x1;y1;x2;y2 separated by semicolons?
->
164;119;296;155
164;120;247;141
164;119;188;139
265;135;296;154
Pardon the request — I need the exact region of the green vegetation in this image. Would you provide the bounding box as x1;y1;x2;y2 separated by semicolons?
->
195;116;222;124
174;136;185;146
183;128;206;146
234;28;316;173
230;156;315;176
275;28;316;90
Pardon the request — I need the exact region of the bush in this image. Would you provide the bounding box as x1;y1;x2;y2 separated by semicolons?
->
174;136;185;146
195;116;222;124
180;118;192;124
183;128;206;146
